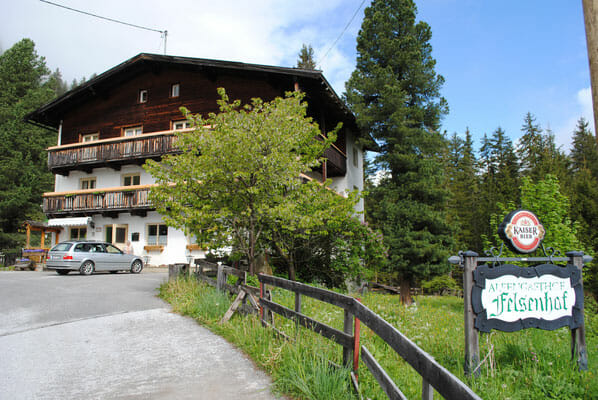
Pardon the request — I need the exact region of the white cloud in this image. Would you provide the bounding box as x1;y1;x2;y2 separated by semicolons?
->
2;0;357;100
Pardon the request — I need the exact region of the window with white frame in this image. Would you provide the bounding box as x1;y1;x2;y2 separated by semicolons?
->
123;126;143;137
80;177;96;190
147;224;168;245
81;133;99;142
70;227;87;240
172;120;191;130
139;89;148;103
353;146;359;168
171;83;180;98
122;174;140;186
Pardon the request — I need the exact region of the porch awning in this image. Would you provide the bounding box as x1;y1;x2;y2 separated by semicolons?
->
47;217;92;227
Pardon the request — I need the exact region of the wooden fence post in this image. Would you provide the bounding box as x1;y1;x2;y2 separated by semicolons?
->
259;279;265;326
463;251;480;377
567;251;588;371
353;299;361;380
343;309;354;367
294;292;301;332
217;263;225;291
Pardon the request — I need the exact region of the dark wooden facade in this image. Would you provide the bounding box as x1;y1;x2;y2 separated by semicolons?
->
28;54;360;216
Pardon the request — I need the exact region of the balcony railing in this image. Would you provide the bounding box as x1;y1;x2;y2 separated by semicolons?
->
43;186;154;218
323;145;347;177
47;129;348;177
47;131;182;175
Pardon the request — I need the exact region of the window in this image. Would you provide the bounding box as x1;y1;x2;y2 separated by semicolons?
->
147;224;168;245
105;244;123;254
80;177;96;190
105;224;128;247
171;83;180;98
139;89;148;103
123;126;143;137
172;120;191;130
70;227;87;240
122;174;140;186
52;242;73;252
81;133;99;142
74;243;93;252
353;147;359;168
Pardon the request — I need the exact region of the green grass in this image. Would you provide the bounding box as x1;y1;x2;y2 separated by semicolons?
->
160;278;598;400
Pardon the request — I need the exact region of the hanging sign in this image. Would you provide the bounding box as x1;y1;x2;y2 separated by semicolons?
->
472;263;584;333
498;209;545;254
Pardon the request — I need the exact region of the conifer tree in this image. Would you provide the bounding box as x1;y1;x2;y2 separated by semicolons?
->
0;39;58;249
345;0;452;304
445;129;482;251
296;44;316;70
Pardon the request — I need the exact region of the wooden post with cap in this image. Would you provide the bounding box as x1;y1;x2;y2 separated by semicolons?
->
567;251;588;371
463;250;480;377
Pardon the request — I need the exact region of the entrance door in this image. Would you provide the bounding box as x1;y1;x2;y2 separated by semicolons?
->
104;224;128;250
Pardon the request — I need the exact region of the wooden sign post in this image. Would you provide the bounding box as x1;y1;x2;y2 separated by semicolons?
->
463;251;480;377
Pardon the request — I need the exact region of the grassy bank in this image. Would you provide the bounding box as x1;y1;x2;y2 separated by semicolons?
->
160;278;597;399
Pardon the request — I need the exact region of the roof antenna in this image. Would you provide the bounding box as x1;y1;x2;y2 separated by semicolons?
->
39;0;168;55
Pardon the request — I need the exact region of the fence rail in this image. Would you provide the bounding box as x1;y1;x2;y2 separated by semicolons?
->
258;274;481;400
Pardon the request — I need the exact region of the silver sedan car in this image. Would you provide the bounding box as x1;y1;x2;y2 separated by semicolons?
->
46;241;144;275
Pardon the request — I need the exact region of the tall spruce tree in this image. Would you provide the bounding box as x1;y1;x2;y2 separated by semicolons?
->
296;44;317;70
518;112;568;182
0;39;58;250
478;127;520;243
445;129;482;251
345;0;452;305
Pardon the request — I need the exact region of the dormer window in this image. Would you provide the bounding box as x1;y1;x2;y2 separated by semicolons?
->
123;126;142;137
139;89;148;103
171;83;180;98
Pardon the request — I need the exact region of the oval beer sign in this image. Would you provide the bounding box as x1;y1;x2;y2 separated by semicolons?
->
498;210;545;253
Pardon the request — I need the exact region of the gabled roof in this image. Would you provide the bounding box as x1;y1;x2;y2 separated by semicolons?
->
26;53;350;128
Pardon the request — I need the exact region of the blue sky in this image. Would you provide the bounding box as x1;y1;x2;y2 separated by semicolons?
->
1;0;593;152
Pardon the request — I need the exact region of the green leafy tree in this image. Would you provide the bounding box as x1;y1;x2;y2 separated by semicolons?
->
483;175;585;258
0;39;58;249
345;0;452;304
296;44;317;70
145;88;381;279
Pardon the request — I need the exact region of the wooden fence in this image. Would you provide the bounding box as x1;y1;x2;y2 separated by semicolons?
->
258;274;481;400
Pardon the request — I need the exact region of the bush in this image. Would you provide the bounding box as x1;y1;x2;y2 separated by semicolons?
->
421;274;458;294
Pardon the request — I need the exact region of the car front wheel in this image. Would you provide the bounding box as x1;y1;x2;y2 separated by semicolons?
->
80;261;94;276
130;260;143;274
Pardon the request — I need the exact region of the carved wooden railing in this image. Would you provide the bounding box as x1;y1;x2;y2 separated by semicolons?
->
47;131;181;173
43;186;154;217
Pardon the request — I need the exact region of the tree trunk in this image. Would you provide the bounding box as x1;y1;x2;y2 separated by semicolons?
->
288;255;296;281
399;276;413;306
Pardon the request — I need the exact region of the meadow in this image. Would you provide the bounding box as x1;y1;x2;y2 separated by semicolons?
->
160;277;597;399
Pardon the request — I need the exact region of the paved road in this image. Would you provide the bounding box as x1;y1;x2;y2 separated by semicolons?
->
0;270;279;399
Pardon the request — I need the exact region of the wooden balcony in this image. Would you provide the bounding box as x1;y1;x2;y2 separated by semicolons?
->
323;145;347;177
47;131;182;175
43;185;155;218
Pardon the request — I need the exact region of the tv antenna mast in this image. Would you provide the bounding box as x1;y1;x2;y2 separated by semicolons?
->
39;0;168;54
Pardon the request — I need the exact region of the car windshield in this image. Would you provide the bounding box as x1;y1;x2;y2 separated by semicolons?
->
51;243;73;252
